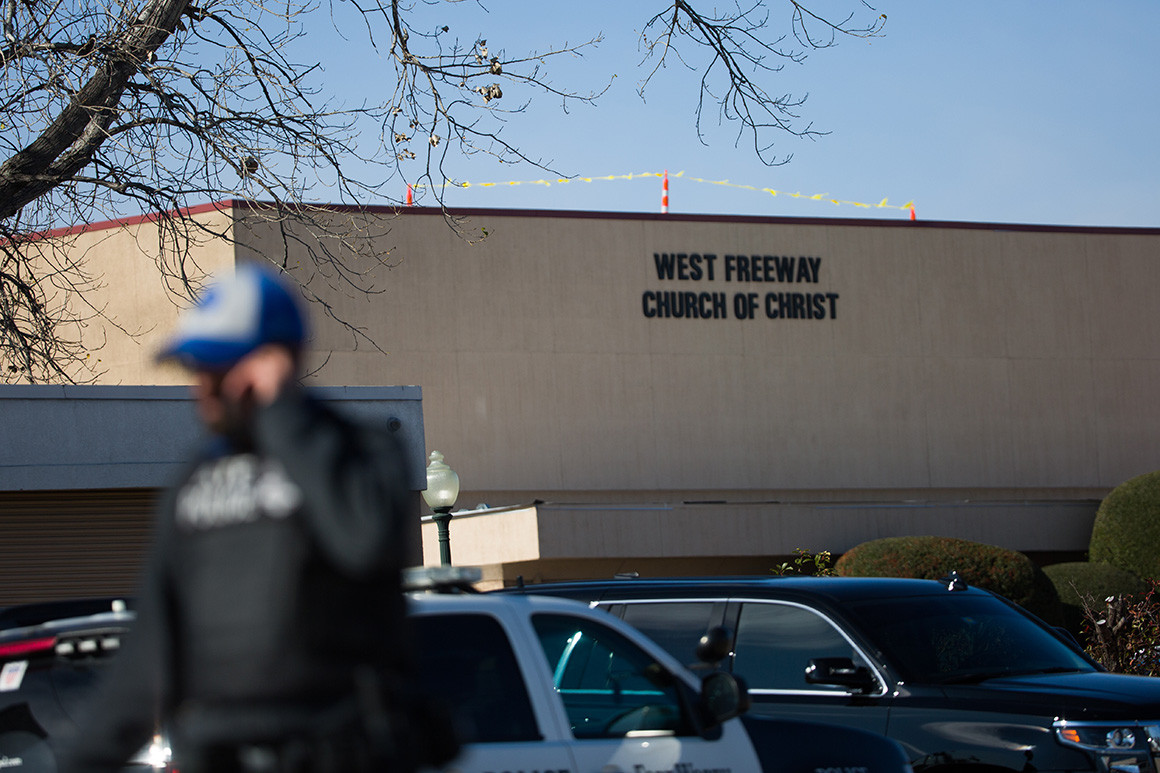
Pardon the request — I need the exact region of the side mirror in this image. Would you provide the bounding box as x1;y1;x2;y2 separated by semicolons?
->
804;657;877;694
696;626;733;665
699;671;750;727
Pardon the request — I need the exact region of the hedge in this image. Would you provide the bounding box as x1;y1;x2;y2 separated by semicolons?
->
835;535;1061;623
1090;470;1160;581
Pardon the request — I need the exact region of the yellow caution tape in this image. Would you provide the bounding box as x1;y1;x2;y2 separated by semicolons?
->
415;170;914;213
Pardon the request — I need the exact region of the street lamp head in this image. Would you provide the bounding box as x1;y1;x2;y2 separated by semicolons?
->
423;450;460;513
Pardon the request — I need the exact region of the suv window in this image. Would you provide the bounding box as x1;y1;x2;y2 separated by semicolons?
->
619;602;720;666
532;613;693;739
843;594;1094;684
733;602;868;692
412;613;541;743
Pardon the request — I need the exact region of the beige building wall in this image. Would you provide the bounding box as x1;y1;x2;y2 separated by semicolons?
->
249;210;1160;493
59;204;238;385
67;204;1160;576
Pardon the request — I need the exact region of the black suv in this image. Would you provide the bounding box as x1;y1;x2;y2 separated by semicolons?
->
502;575;1160;773
0;598;169;771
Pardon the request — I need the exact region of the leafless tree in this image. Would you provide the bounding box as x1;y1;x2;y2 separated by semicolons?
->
639;1;886;162
0;0;884;382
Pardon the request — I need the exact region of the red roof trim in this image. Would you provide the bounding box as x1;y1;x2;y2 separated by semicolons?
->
389;206;1160;236
32;199;238;241
26;199;1160;238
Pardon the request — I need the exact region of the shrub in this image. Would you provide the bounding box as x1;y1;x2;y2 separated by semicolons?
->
1043;561;1146;638
835;535;1061;623
1079;582;1160;675
772;548;837;577
1090;470;1160;581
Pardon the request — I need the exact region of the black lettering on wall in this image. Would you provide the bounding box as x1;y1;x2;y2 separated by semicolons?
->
643;291;728;319
653;253;676;280
646;252;838;321
775;257;794;282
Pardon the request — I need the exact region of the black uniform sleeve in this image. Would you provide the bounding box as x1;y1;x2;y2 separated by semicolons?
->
252;387;412;578
57;496;179;773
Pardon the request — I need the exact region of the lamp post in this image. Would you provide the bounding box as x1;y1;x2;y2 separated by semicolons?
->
423;450;460;566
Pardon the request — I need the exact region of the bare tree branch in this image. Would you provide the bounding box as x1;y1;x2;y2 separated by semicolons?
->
0;0;885;382
639;0;885;163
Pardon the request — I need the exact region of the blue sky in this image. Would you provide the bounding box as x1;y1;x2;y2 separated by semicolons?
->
324;3;1160;228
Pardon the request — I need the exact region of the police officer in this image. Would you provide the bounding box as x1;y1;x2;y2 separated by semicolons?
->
61;263;420;773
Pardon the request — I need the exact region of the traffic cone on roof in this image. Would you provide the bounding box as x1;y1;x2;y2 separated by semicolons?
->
662;171;669;214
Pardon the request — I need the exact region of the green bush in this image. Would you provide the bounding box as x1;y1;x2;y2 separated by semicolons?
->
1043;561;1146;638
835;535;1061;623
1090;471;1160;581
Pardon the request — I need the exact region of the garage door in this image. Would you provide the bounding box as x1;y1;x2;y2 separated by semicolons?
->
0;489;158;605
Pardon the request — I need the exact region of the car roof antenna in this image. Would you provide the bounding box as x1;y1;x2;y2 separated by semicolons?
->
941;571;968;591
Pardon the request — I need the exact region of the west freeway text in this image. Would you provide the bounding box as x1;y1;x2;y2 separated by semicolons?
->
644;253;840;320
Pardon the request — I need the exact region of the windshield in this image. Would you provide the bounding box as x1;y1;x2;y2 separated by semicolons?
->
842;593;1095;684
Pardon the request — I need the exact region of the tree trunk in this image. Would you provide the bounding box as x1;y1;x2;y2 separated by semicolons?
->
0;0;191;220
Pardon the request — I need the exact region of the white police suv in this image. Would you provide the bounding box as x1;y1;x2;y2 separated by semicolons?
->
408;569;911;773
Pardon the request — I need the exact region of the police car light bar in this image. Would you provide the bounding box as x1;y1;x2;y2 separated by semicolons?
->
403;565;483;592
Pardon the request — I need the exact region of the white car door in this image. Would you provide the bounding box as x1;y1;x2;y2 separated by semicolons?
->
527;611;761;773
